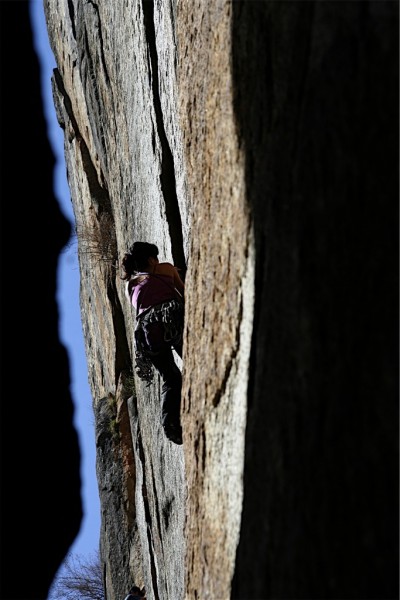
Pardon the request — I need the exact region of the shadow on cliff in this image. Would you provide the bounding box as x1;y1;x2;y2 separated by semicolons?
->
230;2;398;599
0;3;82;598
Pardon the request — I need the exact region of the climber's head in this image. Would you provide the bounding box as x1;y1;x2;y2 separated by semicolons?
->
128;585;146;599
120;242;159;280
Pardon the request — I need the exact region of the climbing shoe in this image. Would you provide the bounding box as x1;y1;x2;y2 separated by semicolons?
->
163;422;183;445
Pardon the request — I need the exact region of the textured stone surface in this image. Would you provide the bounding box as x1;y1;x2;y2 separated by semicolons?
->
44;1;188;598
176;2;254;598
43;1;398;599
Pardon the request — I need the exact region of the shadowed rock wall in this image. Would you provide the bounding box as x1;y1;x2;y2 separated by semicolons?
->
0;2;82;599
230;2;399;599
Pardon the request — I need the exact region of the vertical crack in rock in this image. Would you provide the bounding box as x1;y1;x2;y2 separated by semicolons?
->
53;68;110;214
86;0;111;85
151;470;163;546
67;0;76;40
142;0;186;272
168;0;178;72
54;66;128;395
201;426;206;473
136;436;160;600
163;498;172;530
82;25;108;157
106;277;132;385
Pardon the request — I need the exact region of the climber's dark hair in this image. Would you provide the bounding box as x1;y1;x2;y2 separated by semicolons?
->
127;585;145;599
120;241;159;280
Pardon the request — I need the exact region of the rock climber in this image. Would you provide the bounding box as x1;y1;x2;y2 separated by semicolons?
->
121;241;185;445
123;585;146;600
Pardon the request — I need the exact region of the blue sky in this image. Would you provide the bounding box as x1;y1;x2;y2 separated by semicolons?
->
29;0;101;583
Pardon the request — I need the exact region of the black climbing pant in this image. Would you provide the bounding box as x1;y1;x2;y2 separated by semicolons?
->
150;337;182;432
134;310;183;443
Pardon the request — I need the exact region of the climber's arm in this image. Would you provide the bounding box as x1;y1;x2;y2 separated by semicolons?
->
172;267;185;295
156;262;185;295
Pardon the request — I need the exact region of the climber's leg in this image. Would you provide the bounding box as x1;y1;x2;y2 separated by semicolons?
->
150;346;182;444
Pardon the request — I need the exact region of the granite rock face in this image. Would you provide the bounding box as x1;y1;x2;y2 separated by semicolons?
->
45;2;188;598
44;1;398;599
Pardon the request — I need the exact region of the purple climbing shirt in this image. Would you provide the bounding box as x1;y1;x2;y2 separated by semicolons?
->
127;273;179;316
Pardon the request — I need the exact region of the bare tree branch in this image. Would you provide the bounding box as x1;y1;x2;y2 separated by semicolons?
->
49;550;104;600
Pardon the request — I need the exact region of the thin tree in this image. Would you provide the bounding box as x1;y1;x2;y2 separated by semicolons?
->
49;550;105;600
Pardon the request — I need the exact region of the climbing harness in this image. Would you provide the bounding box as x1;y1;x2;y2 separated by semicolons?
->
134;298;184;385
